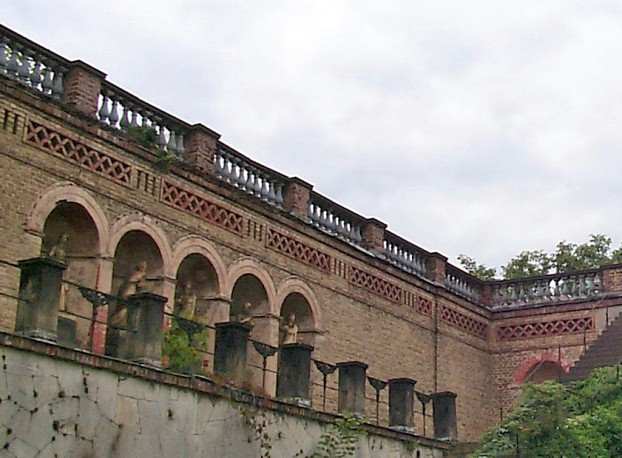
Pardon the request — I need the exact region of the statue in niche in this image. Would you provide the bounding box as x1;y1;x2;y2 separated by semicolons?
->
117;261;148;300
176;280;197;320
47;233;69;262
281;313;298;345
236;301;254;327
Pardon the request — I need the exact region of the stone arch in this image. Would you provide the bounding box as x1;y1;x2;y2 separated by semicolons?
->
107;213;173;274
514;352;570;385
171;235;227;295
26;181;109;255
226;259;277;316
275;277;323;338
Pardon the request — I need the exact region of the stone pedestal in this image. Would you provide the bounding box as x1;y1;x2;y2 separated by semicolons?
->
283;177;313;220
277;343;314;405
15;257;66;342
337;361;368;415
126;292;167;366
214;322;252;382
389;378;416;431
432;391;458;441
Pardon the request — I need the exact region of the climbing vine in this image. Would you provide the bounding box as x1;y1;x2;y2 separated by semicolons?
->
162;319;208;374
239;406;278;458
311;414;366;458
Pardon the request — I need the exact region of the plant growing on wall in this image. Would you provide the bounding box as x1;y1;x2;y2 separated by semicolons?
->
126;126;158;149
162;319;206;374
311;414;366;458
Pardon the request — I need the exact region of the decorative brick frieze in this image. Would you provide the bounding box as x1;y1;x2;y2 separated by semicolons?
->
333;259;348;280
136;169;159;196
248;220;265;242
160;179;244;235
349;265;402;303
496;316;594;341
403;290;433;316
25;119;132;185
440;305;488;339
1;105;22;135
266;227;332;273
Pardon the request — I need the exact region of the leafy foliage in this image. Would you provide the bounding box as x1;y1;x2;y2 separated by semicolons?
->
459;234;622;280
162;319;207;374
126;125;158;148
457;255;496;280
473;367;622;457
311;414;366;458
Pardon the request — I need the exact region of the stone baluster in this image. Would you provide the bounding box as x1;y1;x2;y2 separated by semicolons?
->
0;38;9;74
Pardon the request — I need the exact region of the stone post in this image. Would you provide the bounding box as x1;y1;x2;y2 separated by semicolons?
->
196;297;230;372
389;378;417;431
283;177;313;220
15;257;66;341
276;343;314;406
602;265;622;293
125;292;167;367
184;123;221;174
432;391;458;441
427;252;447;284
214;322;252;383
361;218;386;253
337;361;368;415
63;60;106;118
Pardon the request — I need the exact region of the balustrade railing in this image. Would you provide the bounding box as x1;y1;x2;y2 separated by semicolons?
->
215;145;285;208
308;194;364;246
445;265;482;303
97;81;188;157
0;25;66;99
491;270;603;308
383;231;429;277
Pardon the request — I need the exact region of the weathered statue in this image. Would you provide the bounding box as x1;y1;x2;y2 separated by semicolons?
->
176;280;197;320
237;301;254;326
281;313;298;345
47;233;69;262
117;261;147;300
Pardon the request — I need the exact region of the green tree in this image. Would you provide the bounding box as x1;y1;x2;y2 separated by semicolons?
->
501;250;553;280
473;367;622;457
457;254;497;280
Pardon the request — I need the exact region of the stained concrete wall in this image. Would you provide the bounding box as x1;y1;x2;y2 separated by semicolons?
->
0;339;446;458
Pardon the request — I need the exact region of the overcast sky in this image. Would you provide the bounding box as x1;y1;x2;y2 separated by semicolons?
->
4;1;622;273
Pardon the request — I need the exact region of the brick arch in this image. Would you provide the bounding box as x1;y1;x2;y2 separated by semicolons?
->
26;181;109;255
513;352;571;384
275;277;324;332
171;235;227;294
226;259;277;315
106;213;173;276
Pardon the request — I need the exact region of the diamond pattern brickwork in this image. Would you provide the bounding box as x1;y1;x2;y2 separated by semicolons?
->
160;180;244;235
25;119;132;185
349;266;402;303
497;316;594;341
266;227;331;273
440;305;488;339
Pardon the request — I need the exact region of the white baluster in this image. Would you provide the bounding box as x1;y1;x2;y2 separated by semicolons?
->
109;99;120;127
98;95;110;123
51;70;63;99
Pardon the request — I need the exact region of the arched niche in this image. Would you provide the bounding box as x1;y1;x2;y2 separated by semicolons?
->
279;292;317;346
41;201;102;347
230;274;271;320
111;230;165;296
174;253;220;320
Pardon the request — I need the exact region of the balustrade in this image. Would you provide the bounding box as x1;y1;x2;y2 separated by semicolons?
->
444;266;481;302
308;197;363;245
383;233;428;277
0;26;65;99
215;146;285;208
97;83;186;156
492;271;602;308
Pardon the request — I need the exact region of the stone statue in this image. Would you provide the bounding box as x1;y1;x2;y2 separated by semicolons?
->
47;233;69;262
281;313;298;345
237;301;254;326
176;280;197;320
117;261;148;300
